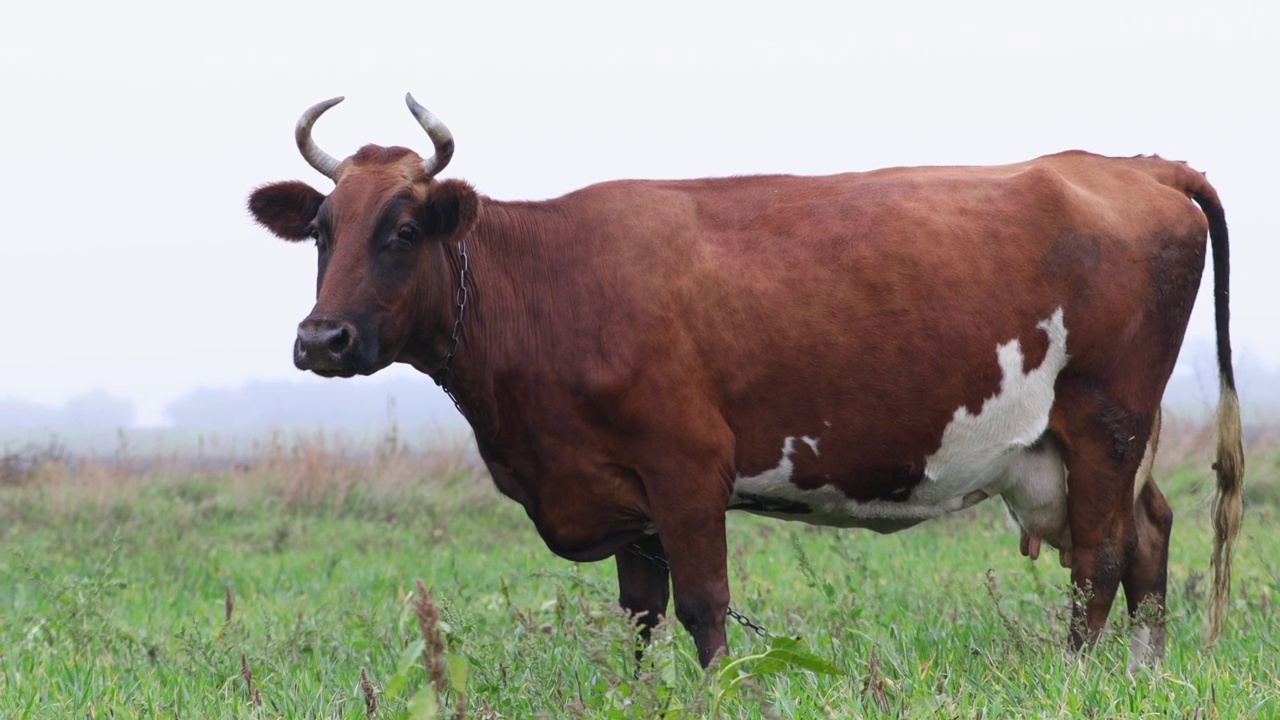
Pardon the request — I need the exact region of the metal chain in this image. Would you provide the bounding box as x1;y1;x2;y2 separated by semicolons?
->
727;606;771;638
627;543;671;571
438;240;469;414
627;544;771;638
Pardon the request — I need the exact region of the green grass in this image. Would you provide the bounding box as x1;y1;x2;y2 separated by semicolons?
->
1;437;1278;719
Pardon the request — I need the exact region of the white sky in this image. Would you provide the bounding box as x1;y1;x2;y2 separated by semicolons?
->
3;1;1277;426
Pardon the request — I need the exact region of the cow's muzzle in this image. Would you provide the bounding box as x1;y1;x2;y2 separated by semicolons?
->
295;317;366;376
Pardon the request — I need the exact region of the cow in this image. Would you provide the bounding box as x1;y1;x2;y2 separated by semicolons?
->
248;94;1244;669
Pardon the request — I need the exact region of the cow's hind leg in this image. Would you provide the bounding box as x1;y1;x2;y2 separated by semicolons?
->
615;534;671;657
1121;414;1171;670
1121;479;1172;669
1055;394;1151;652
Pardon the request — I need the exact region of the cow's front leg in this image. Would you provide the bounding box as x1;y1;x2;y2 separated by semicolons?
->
615;534;670;654
651;507;730;667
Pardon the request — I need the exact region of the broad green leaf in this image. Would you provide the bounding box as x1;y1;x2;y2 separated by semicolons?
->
404;687;439;720
384;640;426;702
444;652;468;692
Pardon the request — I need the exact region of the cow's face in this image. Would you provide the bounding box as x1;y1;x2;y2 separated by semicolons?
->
248;97;475;378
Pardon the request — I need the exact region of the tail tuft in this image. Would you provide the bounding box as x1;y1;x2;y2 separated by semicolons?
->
1204;380;1244;647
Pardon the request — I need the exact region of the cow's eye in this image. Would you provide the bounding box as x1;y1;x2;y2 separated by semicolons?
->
306;224;323;245
394;224;419;246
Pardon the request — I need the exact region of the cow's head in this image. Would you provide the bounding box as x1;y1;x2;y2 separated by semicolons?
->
249;95;479;378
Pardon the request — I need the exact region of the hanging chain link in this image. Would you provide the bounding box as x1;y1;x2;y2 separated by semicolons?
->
626;543;670;574
438;240;469;414
726;606;771;639
627;544;771;638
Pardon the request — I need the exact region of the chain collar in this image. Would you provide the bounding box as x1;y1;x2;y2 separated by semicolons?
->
437;239;469;414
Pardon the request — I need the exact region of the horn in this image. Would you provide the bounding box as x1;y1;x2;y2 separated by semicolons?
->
294;96;345;180
405;93;455;178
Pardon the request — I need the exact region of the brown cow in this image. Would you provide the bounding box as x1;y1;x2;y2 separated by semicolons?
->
249;95;1244;668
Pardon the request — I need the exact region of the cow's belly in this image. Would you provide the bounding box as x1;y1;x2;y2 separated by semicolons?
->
729;306;1071;545
728;475;976;533
728;437;1067;539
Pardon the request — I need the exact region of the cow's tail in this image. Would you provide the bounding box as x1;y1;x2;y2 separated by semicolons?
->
1184;170;1245;648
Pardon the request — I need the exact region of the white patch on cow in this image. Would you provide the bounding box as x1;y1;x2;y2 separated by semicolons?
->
926;308;1073;550
802;436;820;456
729;308;1071;537
1133;420;1158;502
732;432;975;531
924;308;1068;485
823;420;832;428
734;436;801;498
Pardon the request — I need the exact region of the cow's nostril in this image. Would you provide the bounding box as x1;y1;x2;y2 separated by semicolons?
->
326;326;352;355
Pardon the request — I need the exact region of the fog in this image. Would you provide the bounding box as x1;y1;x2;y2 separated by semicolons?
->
3;1;1277;431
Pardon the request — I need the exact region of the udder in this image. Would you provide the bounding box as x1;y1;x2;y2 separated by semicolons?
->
997;436;1073;566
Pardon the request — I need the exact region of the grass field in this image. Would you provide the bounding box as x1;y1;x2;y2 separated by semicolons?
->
2;422;1278;719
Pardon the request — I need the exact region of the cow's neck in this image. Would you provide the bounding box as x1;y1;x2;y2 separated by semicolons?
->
429;198;577;446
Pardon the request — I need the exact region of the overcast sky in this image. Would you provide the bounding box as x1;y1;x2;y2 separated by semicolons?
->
3;1;1277;426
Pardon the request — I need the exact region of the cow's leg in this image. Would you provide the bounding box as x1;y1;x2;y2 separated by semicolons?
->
1056;398;1148;650
1122;477;1173;670
648;501;730;667
615;534;670;655
1065;462;1137;649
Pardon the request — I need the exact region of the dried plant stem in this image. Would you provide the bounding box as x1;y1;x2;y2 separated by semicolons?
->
240;653;262;707
414;578;447;694
360;666;377;718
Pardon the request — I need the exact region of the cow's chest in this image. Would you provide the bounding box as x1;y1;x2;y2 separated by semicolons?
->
729;308;1070;535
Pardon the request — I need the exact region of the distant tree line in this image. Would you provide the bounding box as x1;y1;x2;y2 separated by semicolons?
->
2;342;1277;443
162;377;463;431
0;388;134;434
0;378;466;449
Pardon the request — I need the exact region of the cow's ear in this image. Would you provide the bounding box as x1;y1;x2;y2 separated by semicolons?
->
420;179;480;243
248;181;326;241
